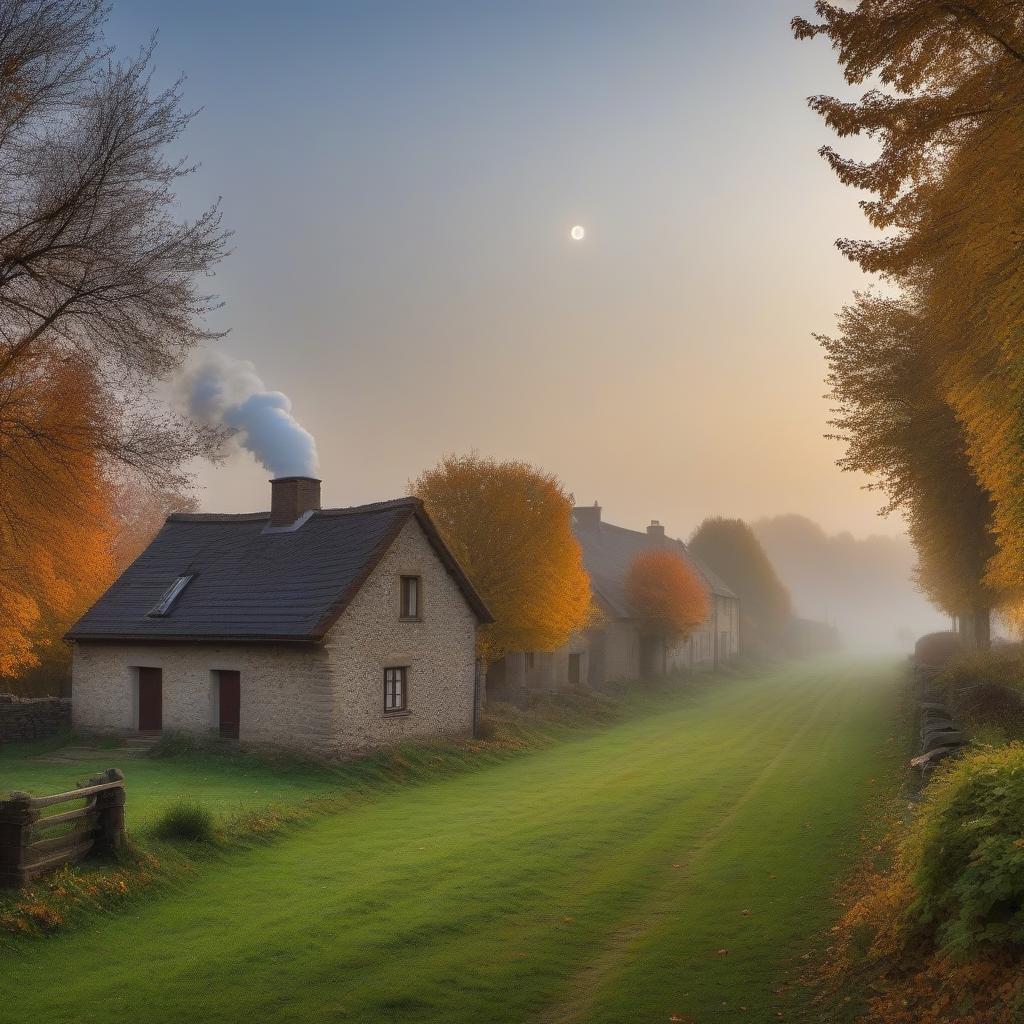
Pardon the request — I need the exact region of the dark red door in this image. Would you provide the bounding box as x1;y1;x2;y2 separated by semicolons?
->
218;671;240;739
568;652;582;688
138;667;162;732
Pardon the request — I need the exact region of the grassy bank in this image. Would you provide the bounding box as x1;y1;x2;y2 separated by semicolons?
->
0;659;901;1024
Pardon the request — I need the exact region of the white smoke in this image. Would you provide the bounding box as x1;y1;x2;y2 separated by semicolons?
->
180;352;319;478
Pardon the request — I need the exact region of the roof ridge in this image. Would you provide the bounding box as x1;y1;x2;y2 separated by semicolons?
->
167;496;421;524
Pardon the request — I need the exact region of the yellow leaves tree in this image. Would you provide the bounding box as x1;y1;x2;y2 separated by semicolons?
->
626;549;709;642
412;453;593;663
795;2;1024;633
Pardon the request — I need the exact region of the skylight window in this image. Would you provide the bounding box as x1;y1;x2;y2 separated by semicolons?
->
147;575;194;617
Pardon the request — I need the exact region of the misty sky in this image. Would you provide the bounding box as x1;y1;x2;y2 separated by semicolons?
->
105;1;896;543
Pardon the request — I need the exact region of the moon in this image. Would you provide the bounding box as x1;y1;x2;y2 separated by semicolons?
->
570;224;585;241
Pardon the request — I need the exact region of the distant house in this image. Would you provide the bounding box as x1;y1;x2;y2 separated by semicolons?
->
488;504;739;699
67;477;492;759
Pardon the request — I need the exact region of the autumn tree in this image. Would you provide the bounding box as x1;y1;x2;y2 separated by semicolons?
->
795;2;1024;614
0;1;228;679
689;518;792;655
411;453;592;663
626;549;709;642
0;0;228;533
0;351;114;681
820;292;996;646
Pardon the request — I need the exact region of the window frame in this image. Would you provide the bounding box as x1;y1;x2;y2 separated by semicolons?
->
147;574;194;617
399;575;422;621
384;666;409;715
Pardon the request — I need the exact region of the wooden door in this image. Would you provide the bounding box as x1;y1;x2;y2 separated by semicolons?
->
568;652;582;688
138;667;162;732
218;671;240;739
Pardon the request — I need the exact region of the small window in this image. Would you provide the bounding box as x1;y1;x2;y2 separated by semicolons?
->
384;667;408;713
400;576;421;620
147;575;194;617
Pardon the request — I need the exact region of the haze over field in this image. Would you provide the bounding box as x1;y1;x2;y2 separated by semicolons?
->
753;515;945;650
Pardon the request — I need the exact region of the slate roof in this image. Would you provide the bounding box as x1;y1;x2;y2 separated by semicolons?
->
572;514;736;620
68;497;492;643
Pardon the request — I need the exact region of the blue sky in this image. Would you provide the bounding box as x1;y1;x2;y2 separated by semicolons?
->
103;1;893;541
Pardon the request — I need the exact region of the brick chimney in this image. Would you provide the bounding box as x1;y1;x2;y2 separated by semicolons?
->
574;502;602;532
270;476;321;527
647;520;666;543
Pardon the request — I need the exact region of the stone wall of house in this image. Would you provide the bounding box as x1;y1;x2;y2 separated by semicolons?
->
0;694;72;743
71;641;338;757
596;620;642;684
325;516;478;753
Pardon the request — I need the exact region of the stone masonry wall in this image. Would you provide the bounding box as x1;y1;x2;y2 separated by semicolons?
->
71;641;337;758
325;516;478;754
0;694;71;743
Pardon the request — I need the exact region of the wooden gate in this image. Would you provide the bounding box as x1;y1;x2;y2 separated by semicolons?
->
0;768;126;888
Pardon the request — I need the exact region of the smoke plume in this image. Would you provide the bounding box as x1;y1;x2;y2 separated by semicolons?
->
180;352;319;478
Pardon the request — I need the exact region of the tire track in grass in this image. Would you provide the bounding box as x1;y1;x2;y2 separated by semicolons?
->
534;667;844;1024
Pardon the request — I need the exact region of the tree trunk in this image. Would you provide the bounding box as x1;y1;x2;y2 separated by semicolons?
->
959;605;991;651
972;604;991;651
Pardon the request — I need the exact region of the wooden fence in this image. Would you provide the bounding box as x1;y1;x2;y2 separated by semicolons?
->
0;768;126;888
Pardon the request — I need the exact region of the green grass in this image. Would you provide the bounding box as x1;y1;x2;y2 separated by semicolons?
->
0;743;338;836
0;659;901;1024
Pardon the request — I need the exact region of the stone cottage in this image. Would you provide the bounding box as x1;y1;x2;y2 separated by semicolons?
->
489;503;739;698
66;477;492;759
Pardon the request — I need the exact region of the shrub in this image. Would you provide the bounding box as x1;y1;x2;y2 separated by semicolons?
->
907;743;1024;955
915;631;963;668
151;800;217;843
936;648;1024;735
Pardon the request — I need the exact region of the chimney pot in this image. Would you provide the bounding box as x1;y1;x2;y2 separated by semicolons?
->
647;520;666;542
270;476;321;527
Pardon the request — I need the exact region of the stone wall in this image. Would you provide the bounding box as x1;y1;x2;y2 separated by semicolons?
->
0;694;71;743
71;640;337;757
326;516;478;754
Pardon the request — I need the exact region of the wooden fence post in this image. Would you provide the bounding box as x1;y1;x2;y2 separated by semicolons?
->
90;768;126;855
0;792;39;889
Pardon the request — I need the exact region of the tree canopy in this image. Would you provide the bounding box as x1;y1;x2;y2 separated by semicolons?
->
411;453;593;663
819;292;996;642
0;352;113;676
688;517;792;654
795;2;1024;637
625;549;708;642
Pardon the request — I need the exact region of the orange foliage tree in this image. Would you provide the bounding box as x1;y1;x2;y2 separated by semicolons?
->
412;453;593;663
0;351;115;680
626;549;709;642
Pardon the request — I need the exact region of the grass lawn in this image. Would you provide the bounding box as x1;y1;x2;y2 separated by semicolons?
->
0;659;901;1024
0;741;339;835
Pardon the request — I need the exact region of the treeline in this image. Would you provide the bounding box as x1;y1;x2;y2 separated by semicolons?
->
795;4;1024;648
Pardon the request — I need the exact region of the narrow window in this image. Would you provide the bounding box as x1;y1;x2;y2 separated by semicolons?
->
400;576;421;619
384;667;408;713
148;575;194;617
